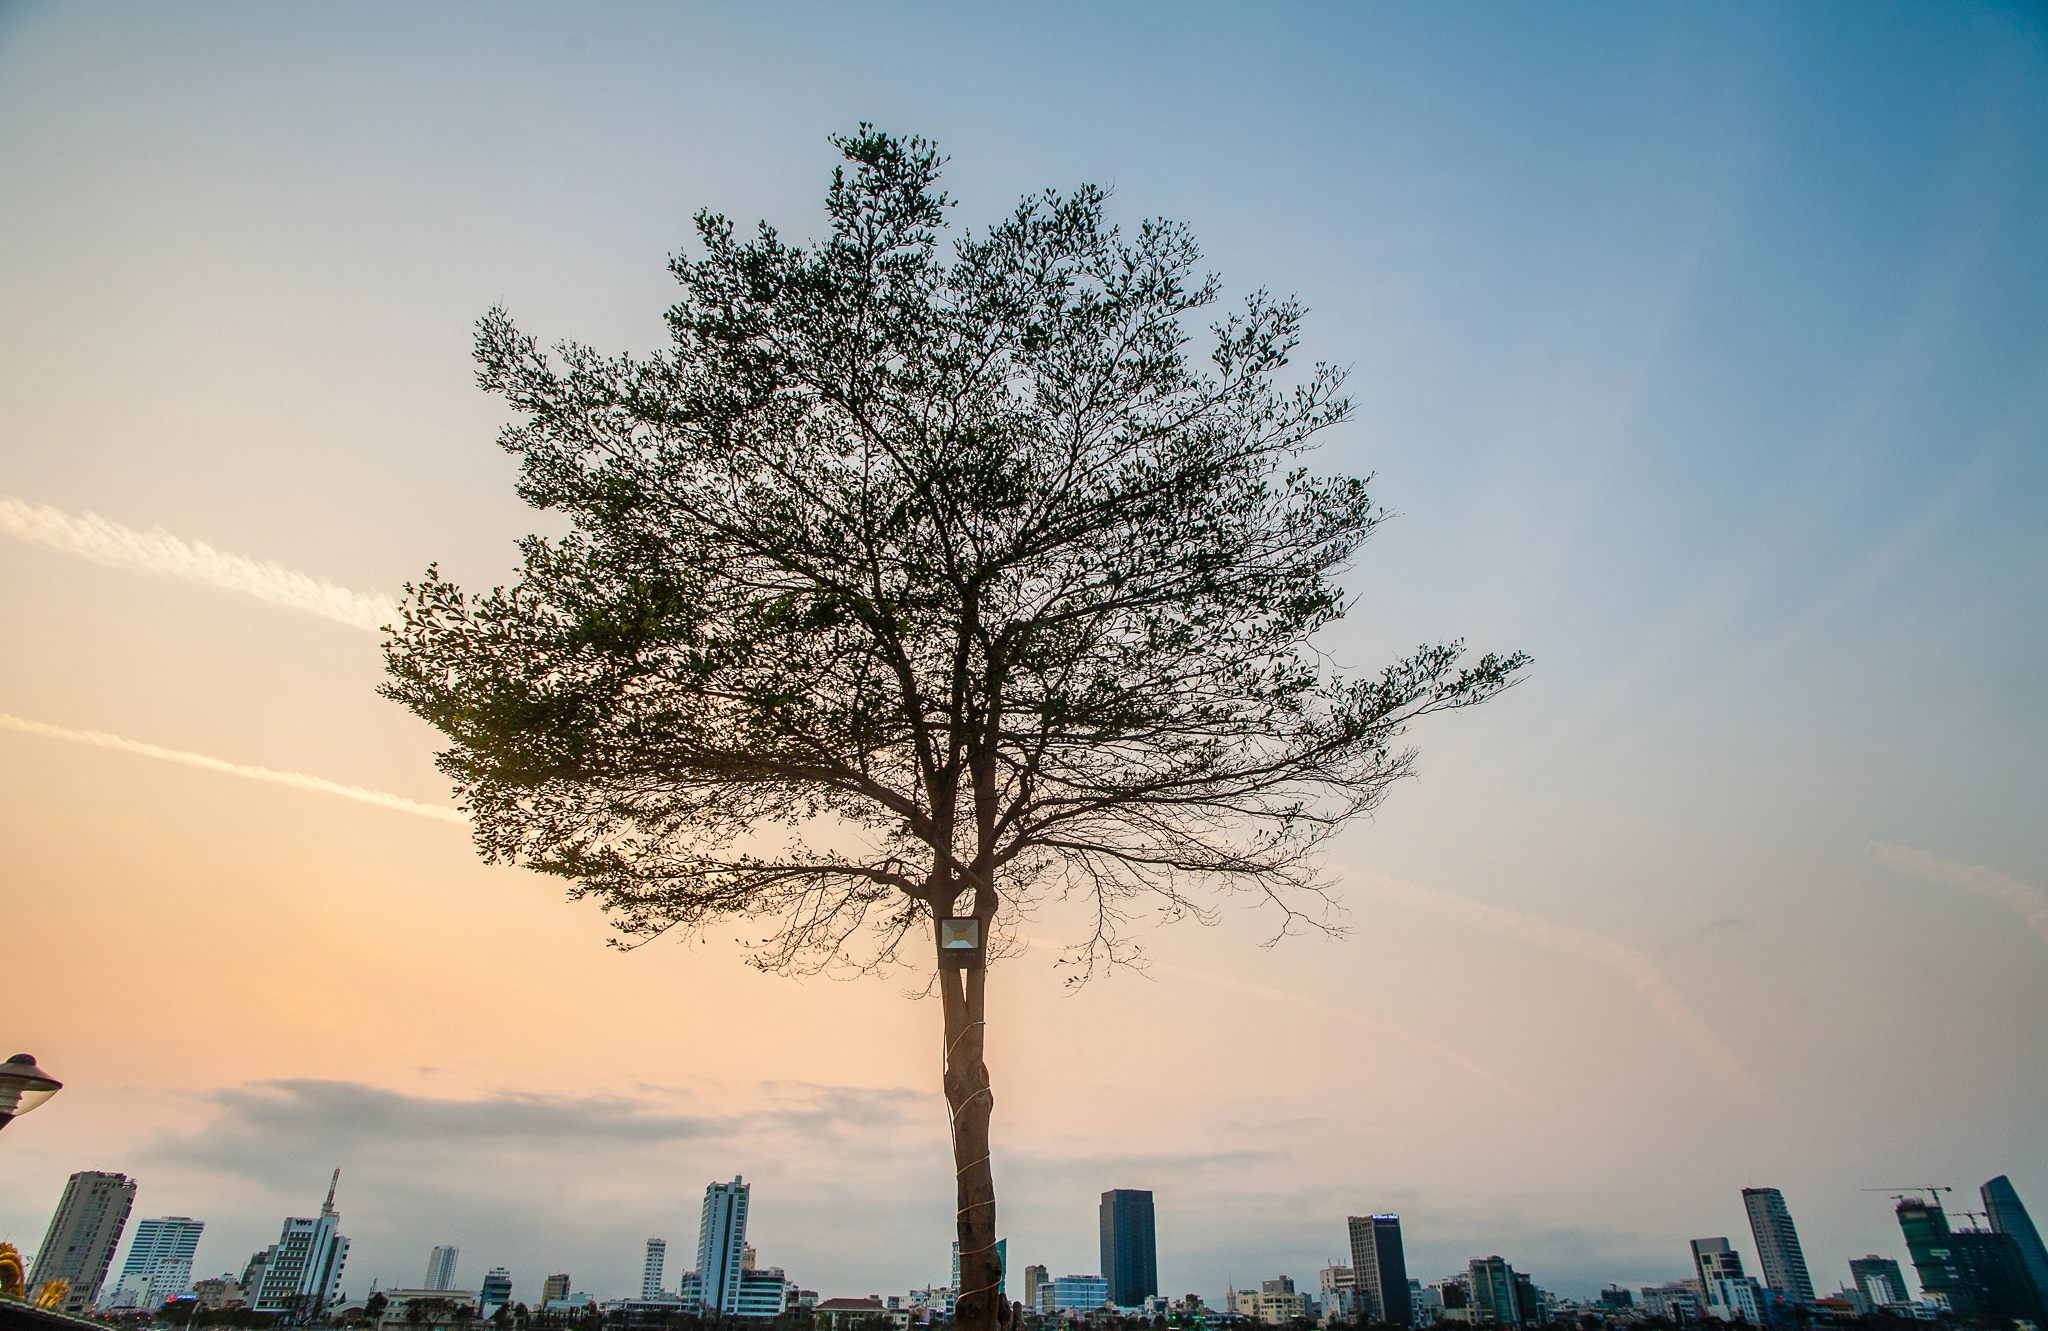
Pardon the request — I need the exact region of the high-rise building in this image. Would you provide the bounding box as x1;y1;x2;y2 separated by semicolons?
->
480;1268;513;1310
425;1246;460;1291
1100;1190;1157;1308
247;1171;350;1316
694;1177;750;1315
643;1239;668;1299
1348;1215;1411;1325
542;1274;571;1305
1741;1188;1815;1304
1848;1256;1909;1306
1466;1258;1529;1327
1896;1197;1968;1313
1023;1266;1048;1311
1983;1175;2048;1303
27;1171;138;1315
1951;1230;2048;1324
1690;1238;1745;1286
107;1216;205;1308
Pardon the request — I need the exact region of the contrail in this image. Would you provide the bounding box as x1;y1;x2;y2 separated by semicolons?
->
1016;933;1535;1104
0;714;467;825
1869;840;2048;948
1341;870;1755;1097
1;496;393;632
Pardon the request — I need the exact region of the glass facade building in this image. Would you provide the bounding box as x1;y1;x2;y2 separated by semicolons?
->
1099;1190;1157;1308
1982;1175;2048;1304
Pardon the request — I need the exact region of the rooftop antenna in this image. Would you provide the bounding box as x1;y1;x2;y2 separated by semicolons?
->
321;1167;341;1216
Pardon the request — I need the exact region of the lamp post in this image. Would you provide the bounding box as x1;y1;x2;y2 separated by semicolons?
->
0;1054;62;1132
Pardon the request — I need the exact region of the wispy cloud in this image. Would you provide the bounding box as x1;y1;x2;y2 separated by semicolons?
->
0;713;466;824
1147;959;1539;1105
1343;871;1755;1097
1;495;392;631
1869;840;2048;948
1017;934;1532;1103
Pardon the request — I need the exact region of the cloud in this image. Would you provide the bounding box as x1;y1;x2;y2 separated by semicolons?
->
1660;916;1756;960
136;1078;952;1300
1146;960;1538;1106
1341;871;1755;1098
0;495;393;631
0;713;468;824
1868;840;2048;948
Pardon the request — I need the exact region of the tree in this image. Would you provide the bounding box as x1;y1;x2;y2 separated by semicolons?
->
383;127;1527;1331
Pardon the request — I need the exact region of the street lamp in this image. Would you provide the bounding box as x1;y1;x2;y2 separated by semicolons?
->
0;1054;62;1131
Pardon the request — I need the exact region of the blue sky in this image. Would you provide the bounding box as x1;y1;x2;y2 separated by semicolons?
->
2;0;2045;1309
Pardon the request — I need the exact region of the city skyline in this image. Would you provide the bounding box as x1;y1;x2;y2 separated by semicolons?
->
17;1170;2046;1317
2;0;2044;1311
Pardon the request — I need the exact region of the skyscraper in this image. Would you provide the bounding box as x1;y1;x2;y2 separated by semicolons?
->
480;1268;514;1310
27;1171;138;1315
1690;1238;1744;1285
694;1177;750;1315
1848;1256;1909;1306
643;1239;668;1299
1348;1216;1411;1325
1982;1175;2048;1303
1741;1188;1815;1304
108;1216;205;1308
1100;1190;1157;1308
542;1274;571;1306
247;1170;350;1316
1950;1230;2047;1325
425;1246;460;1291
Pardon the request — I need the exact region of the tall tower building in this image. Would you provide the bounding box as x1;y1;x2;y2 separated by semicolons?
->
542;1274;571;1306
480;1269;513;1310
643;1239;668;1299
1742;1188;1815;1304
109;1216;205;1307
248;1170;350;1316
1982;1176;2048;1303
1347;1215;1411;1325
1690;1238;1745;1285
27;1171;138;1315
425;1246;460;1291
694;1177;750;1315
1100;1190;1158;1308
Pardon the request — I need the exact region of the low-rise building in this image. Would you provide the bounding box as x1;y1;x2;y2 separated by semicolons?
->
1640;1282;1704;1322
815;1295;908;1329
374;1289;480;1329
1040;1275;1109;1315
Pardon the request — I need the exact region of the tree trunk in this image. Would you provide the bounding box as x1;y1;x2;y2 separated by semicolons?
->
942;950;1002;1331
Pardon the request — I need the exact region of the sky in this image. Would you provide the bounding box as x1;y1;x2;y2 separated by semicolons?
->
2;0;2046;1311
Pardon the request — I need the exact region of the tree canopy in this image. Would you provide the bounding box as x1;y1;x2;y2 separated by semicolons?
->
382;126;1527;976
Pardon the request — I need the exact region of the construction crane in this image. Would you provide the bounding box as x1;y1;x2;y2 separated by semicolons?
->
1862;1186;1952;1206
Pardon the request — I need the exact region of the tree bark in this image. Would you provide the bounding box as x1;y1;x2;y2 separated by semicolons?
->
941;941;1000;1331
